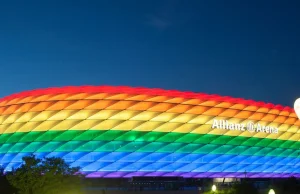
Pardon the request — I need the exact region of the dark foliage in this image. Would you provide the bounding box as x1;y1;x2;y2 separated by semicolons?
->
0;167;17;194
6;154;84;194
233;181;259;194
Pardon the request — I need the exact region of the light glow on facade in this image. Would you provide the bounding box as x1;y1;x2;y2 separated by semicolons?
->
294;98;300;120
0;86;299;178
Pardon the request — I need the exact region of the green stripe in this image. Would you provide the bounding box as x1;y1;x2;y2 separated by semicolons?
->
1;130;300;149
0;140;300;158
0;130;300;158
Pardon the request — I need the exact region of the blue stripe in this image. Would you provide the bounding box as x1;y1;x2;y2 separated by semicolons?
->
1;152;300;174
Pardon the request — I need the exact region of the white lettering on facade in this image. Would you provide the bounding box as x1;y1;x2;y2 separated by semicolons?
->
211;119;279;134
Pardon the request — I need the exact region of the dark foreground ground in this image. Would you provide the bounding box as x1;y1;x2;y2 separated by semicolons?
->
85;191;199;194
82;177;300;194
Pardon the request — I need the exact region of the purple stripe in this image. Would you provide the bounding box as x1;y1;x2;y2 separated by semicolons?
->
85;171;300;178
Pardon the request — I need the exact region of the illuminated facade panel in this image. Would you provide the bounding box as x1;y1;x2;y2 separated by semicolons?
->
0;86;299;178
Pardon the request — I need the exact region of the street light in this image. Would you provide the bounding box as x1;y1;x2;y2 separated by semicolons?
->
269;189;275;194
212;184;217;193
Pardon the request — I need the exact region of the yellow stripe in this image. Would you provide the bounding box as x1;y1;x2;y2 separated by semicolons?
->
0;108;298;125
0;117;299;141
0;108;298;127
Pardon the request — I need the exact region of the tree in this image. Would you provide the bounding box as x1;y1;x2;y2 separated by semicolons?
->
0;167;17;194
7;154;84;194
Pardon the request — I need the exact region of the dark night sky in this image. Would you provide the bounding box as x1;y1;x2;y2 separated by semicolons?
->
0;0;299;106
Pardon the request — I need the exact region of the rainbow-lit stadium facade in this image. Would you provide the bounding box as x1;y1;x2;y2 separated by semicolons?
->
0;86;299;178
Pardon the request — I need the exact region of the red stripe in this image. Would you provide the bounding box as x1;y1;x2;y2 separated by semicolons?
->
0;85;294;112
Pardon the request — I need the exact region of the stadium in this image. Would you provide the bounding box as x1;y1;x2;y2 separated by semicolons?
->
0;85;299;179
